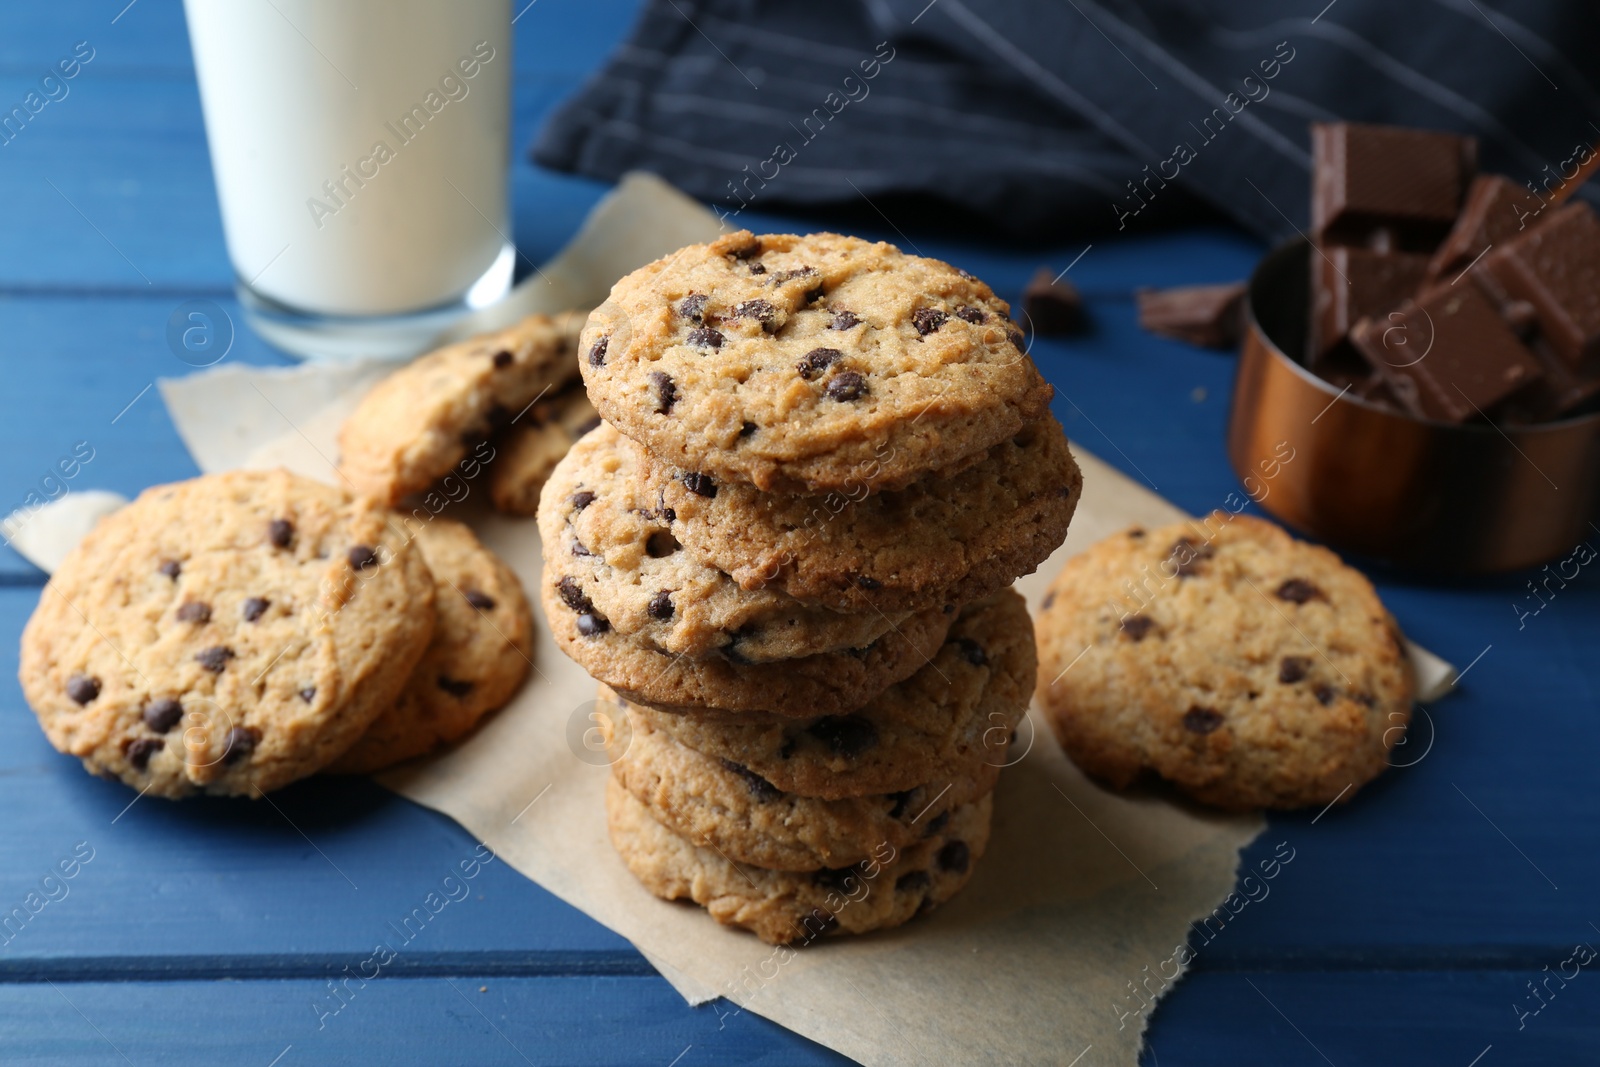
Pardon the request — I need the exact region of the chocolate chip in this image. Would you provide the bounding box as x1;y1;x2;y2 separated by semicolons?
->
1167;537;1214;578
731;299;777;329
242;597;270;623
887;790;916;818
937;840;970;874
571;490;596;511
1120;614;1156;641
1276;578;1324;604
587;336;609;367
298;687;316;703
195;647;235;673
1314;683;1338;706
570;539;594;558
912;308;948;336
923;810;950;836
806;716;878;757
124;737;163;770
464;589;496;611
557;576;593;613
896;870;931;893
158;559;181;580
718;758;782;801
749;263;767;275
856;575;881;590
677;293;708;321
954;305;987;324
802;284;824;305
647;591;674;620
176;600;211;624
824;371;867;401
1128;527;1145;539
1007;327;1026;350
437;676;475;697
796;348;841;381
686;327;723;348
1279;656;1310;684
347;545;378;571
66;674;100;705
738;421;758;438
1183;705;1223;734
645;530;680;558
491;349;513;368
829;309;861;330
268;519;294;549
681;472;717;497
576;613;609;636
956;637;988;666
143;698;182;733
732;238;762;260
648;370;677;414
222;726;258;765
772;266;817;284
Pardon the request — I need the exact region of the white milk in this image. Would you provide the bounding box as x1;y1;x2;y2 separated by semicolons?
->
185;0;512;320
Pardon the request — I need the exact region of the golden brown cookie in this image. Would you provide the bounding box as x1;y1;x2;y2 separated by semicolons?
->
607;774;991;944
1035;513;1414;810
19;470;435;798
580;230;1054;493
487;383;599;516
338;311;585;504
327;518;532;774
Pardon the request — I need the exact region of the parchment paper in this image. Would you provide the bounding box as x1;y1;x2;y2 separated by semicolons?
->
12;173;1456;1066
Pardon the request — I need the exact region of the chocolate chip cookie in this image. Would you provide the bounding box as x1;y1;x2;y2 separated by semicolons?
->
1035;514;1414;810
627;591;1034;798
327;518;533;774
339;311;585;504
579;230;1054;493
607;774;991;944
602;688;993;870
487;382;599;516
537;422;906;662
644;417;1082;613
20;470;436;797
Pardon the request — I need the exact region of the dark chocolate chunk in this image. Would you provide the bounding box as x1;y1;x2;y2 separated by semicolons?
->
912;307;948;336
576;613;609;636
268;519;294;548
686;327;724;348
464;589;496;611
731;298;778;329
437;676;475;697
806;715;878;757
66;674;100;705
824;371;867;401
1183;706;1224;734
647;591;674;620
176;600;211;624
896;870;932;893
677;293;708;321
347;544;378;571
1314;683;1338;706
956;637;988;666
1278;656;1311;684
955;305;987;324
222;726;258;765
796;347;841;381
1310;245;1430;362
195;646;235;673
557;577;594;613
1275;578;1324;604
1023;266;1085;335
571;490;596;511
829;309;861;330
242;597;270;623
124;737;163;770
680;472;717;497
298;687;316;703
491;349;513;369
158;559;181;580
719;758;782;801
587;336;609;367
648;370;678;414
1137;283;1247;349
1481;201;1600;368
1120;614;1156;641
1311;121;1476;250
937;840;970;874
143;698;183;733
645;530;679;558
1425;174;1539;286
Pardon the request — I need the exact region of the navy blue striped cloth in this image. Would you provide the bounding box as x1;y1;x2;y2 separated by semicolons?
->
533;0;1600;240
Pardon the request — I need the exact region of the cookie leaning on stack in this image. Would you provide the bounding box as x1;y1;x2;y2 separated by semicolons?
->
539;230;1081;944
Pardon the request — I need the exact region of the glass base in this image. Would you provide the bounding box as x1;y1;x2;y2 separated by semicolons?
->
237;241;517;362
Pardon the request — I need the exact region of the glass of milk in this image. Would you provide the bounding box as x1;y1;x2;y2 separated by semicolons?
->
184;0;514;360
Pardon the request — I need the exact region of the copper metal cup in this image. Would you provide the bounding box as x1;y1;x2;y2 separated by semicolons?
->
1227;240;1600;574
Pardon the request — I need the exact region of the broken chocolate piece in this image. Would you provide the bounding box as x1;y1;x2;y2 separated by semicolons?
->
1136;283;1246;349
1310;245;1430;363
1424;174;1541;286
1479;202;1600;370
1311;122;1476;251
1022;266;1085;335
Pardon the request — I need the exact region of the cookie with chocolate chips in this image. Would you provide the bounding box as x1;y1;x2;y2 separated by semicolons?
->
327;518;533;774
536;422;908;662
606;774;991;944
19;470;436;797
601;690;992;871
643;417;1082;613
486;382;599;516
626;591;1035;798
579;230;1054;493
1034;514;1414;810
339;311;586;504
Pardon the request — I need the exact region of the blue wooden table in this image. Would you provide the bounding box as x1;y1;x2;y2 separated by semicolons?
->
2;3;1597;1063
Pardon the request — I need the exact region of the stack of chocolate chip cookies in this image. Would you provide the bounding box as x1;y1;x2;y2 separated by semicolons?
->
537;230;1082;944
